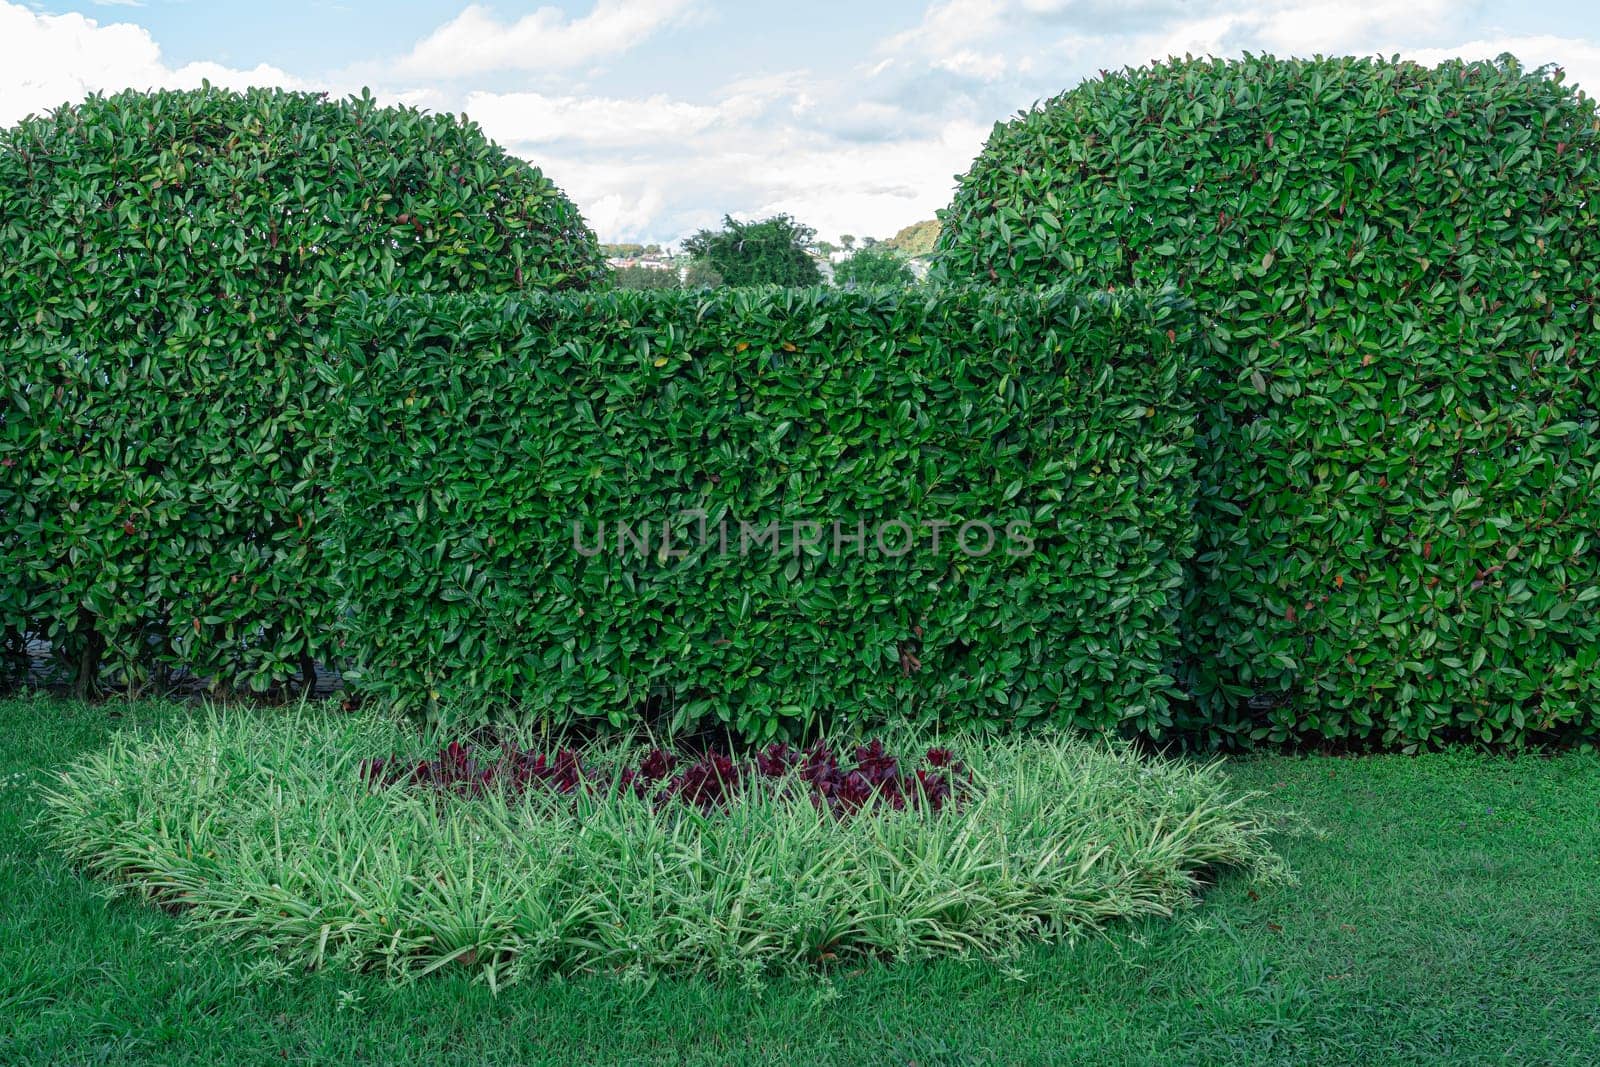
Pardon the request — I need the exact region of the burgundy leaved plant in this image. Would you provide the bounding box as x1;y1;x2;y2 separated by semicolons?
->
362;738;972;817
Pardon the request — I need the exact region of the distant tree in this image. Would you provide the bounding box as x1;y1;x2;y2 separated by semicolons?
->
839;234;856;251
681;214;822;287
815;240;838;256
614;264;681;289
682;258;724;288
883;219;941;257
833;246;915;289
601;242;647;258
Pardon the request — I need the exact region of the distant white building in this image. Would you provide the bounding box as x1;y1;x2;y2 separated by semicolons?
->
607;255;677;271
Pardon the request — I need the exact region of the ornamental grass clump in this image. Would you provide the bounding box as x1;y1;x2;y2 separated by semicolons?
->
41;710;1288;990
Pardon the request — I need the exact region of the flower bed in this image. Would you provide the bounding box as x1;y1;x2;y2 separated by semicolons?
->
362;738;971;816
42;710;1287;989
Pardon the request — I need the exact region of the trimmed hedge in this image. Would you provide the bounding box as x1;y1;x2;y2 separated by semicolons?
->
0;87;605;693
326;287;1197;739
936;55;1600;747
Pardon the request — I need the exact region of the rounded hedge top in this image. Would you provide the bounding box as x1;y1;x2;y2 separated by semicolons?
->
935;53;1598;292
0;87;604;691
0;86;607;303
936;54;1600;747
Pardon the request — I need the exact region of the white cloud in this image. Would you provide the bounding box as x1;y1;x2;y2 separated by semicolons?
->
1250;0;1453;53
396;0;695;79
897;0;1599;95
1064;4;1600;96
879;0;1222;78
6;0;1599;249
1034;0;1466;57
879;0;1010;80
0;1;301;126
1162;0;1469;56
935;48;1012;79
460;74;804;148
511;109;989;245
465;91;725;145
736;118;992;240
884;0;1474;74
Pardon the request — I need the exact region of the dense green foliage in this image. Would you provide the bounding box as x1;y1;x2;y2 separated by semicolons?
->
682;214;823;287
8;697;1600;1064
0;87;605;695
833;247;916;288
612;263;683;289
327;287;1197;738
41;709;1281;988
937;54;1600;748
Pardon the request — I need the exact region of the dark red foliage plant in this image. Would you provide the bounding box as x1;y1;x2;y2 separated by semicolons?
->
360;738;972;818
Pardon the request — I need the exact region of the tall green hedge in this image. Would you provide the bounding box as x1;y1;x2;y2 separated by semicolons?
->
0;87;606;693
326;287;1197;739
936;54;1600;747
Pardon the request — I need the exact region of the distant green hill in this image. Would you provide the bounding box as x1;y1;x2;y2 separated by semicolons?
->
883;218;940;257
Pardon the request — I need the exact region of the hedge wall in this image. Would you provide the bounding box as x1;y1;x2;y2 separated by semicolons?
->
0;87;605;694
936;55;1600;747
326;287;1198;739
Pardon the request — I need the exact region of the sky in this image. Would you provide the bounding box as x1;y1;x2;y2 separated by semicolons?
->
2;1;1598;245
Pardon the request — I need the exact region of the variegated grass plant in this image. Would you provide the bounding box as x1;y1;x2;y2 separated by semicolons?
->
40;709;1288;991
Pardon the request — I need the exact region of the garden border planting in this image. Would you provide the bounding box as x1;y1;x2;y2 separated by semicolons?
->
40;710;1285;988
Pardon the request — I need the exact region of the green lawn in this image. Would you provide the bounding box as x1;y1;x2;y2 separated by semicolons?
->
2;695;1597;1066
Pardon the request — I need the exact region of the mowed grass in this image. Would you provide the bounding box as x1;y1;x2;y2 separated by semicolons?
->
2;694;1598;1066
